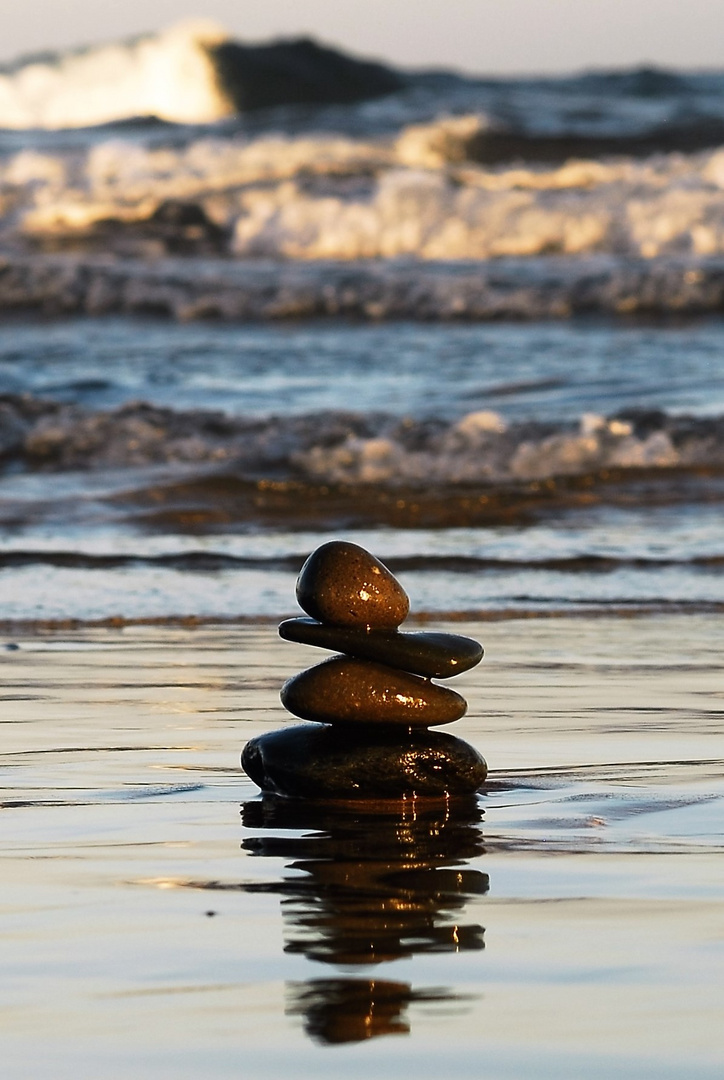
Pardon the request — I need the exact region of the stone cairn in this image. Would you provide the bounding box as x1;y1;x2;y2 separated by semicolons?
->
242;541;487;802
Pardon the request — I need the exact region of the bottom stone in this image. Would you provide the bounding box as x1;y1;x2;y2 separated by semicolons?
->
241;723;487;800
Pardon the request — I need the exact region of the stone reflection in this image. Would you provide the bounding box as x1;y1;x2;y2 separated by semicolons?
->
241;794;488;1044
286;978;458;1044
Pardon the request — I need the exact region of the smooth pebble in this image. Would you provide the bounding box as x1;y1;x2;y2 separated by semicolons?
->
280;656;467;727
279;617;483;678
241;724;488;800
296;540;409;629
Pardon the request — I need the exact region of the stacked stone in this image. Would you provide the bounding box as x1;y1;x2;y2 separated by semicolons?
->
242;541;487;801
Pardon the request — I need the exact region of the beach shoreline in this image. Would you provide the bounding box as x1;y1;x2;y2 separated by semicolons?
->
2;615;723;1075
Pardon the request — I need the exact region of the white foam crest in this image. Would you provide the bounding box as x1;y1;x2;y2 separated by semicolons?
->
226;153;724;260
3;393;723;480
395;114;493;168
0;21;231;129
84;134;386;195
293;411;711;487
15;134;389;236
5;116;724;259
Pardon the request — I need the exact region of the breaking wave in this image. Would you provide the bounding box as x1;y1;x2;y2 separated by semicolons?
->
0;22;231;128
2;394;723;487
3;27;724;319
2;22;724;151
0;21;402;130
5;114;724;274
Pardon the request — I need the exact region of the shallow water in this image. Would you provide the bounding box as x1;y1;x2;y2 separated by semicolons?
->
2;617;723;1078
2;508;723;622
2;317;724;419
1;317;723;624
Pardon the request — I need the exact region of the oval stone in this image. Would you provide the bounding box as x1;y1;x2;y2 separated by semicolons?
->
241;724;487;800
296;541;409;629
279;618;483;679
281;656;466;728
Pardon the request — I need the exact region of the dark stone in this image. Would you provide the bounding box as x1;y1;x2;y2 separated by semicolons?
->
296;541;409;629
211;37;404;113
280;656;466;728
279;617;483;679
241;724;487;799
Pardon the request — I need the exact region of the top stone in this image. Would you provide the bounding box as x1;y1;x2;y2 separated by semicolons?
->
296;541;409;629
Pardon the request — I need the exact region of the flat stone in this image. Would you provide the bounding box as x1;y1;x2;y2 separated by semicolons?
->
279;618;483;679
241;724;487;799
280;656;466;727
296;541;409;629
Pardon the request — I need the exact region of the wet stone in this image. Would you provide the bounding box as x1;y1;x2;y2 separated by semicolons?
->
280;656;467;728
279;618;483;679
241;724;488;800
296;540;409;629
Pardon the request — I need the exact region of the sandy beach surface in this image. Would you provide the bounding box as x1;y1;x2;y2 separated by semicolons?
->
2;615;722;1079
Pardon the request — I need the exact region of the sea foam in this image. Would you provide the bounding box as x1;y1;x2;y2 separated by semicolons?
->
0;21;231;128
3;32;724;318
3;395;722;485
4;119;724;264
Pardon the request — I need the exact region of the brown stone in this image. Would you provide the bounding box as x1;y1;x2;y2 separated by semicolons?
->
280;656;466;728
295;541;409;629
241;723;488;799
278;617;483;678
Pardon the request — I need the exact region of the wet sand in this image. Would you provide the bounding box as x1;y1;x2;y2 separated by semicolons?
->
1;615;723;1079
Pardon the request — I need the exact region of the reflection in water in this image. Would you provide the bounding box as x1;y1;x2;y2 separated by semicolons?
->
241;795;488;1044
286;978;460;1044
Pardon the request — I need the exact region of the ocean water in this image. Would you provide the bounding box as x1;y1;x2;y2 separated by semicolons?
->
0;27;722;632
0;316;722;622
1;23;724;1078
5;25;724;308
